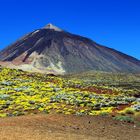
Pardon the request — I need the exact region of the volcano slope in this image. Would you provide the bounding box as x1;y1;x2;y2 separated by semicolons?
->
0;24;140;74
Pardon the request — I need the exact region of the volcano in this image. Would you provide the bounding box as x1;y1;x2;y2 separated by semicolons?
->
0;23;140;74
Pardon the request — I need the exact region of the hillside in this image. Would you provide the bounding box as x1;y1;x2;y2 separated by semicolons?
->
0;67;140;118
0;67;140;139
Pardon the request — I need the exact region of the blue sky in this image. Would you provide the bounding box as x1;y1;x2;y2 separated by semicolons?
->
0;0;140;59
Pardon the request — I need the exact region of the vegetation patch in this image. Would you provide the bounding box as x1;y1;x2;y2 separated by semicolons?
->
0;67;139;123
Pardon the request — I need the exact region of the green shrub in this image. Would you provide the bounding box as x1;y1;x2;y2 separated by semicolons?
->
113;115;134;123
99;112;109;116
13;111;24;116
124;108;135;115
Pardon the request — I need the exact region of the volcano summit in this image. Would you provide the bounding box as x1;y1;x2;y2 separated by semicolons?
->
0;24;140;74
